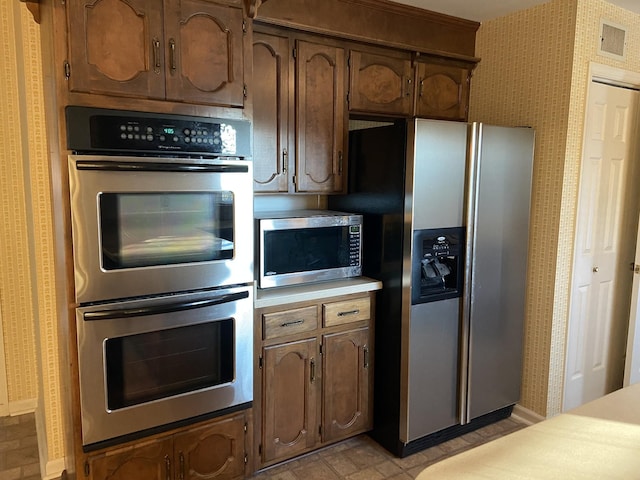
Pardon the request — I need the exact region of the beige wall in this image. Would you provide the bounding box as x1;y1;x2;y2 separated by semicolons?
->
470;0;640;417
0;0;65;471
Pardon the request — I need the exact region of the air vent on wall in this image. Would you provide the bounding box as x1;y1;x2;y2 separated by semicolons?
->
599;19;627;60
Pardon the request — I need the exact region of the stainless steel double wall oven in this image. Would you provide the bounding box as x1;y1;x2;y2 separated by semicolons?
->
66;106;254;450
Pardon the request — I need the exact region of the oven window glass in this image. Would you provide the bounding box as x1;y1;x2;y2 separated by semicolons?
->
99;192;234;269
263;226;350;275
105;320;234;410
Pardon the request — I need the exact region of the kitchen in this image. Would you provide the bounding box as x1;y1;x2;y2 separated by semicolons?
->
2;0;640;479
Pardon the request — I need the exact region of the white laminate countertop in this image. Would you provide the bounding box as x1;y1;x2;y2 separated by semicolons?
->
415;382;640;479
254;277;382;309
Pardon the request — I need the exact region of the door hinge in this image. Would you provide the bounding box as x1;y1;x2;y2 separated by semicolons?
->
244;454;248;464
243;84;248;98
84;461;90;477
258;444;262;455
259;355;263;368
631;262;640;273
346;91;350;106
242;20;247;34
292;48;297;59
64;61;71;79
319;344;323;355
244;422;248;433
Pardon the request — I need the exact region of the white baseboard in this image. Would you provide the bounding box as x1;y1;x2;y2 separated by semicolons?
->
512;404;545;425
9;398;37;416
35;403;67;480
43;457;66;480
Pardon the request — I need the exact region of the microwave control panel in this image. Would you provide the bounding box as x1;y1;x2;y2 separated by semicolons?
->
349;225;362;266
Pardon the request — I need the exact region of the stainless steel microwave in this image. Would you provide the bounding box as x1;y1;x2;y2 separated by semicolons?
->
256;210;363;288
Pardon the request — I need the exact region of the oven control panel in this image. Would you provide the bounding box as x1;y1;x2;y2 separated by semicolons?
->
66;106;251;158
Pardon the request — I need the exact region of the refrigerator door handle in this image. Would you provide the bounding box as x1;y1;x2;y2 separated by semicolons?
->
460;122;482;425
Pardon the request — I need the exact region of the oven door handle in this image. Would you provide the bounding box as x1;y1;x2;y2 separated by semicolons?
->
83;291;249;321
75;161;248;173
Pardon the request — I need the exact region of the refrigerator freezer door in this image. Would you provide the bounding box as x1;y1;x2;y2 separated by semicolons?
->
465;124;535;421
407;298;460;442
409;119;468;230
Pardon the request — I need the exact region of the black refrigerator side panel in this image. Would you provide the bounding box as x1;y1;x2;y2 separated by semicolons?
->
329;121;407;453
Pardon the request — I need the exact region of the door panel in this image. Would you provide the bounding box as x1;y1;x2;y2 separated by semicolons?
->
565;81;640;409
262;339;318;462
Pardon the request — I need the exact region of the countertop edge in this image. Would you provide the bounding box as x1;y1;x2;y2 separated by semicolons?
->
254;277;383;309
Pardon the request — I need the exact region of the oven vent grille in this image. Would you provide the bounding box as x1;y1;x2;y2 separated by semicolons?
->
599;19;627;60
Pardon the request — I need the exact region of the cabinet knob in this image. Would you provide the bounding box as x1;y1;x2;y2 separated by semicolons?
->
593;266;599;273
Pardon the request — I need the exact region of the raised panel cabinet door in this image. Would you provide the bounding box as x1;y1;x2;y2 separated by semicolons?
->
295;40;347;193
322;327;372;442
164;0;245;107
349;50;414;115
262;338;319;462
416;63;470;120
173;413;247;480
67;0;165;98
252;32;292;193
86;437;173;480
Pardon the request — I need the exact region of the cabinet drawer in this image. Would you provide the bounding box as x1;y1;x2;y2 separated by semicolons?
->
263;306;318;340
323;297;370;327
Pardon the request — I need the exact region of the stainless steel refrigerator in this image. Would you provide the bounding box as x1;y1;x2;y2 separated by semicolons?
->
329;118;534;456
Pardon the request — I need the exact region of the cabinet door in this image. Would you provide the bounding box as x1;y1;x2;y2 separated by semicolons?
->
86;438;173;480
322;327;372;442
262;338;319;462
67;0;165;98
415;63;470;120
252;32;292;193
349;50;413;115
173;413;247;480
295;40;347;193
164;0;245;107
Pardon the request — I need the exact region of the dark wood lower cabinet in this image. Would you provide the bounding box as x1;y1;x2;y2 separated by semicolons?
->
84;411;249;480
255;292;375;470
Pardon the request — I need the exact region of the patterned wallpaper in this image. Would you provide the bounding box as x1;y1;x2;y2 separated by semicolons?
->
0;0;64;467
470;0;640;417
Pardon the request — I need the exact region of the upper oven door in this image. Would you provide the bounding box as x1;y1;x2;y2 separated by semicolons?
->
68;155;253;304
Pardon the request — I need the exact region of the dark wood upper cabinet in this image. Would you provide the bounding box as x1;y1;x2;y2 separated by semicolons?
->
164;0;245;107
295;40;347;193
67;0;245;108
252;31;291;193
349;50;414;116
252;31;348;194
415;62;471;121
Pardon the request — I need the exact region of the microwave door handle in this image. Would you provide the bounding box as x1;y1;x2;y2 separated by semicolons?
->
83;291;249;321
75;161;248;173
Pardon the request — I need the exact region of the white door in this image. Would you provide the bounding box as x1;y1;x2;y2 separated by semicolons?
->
564;81;640;410
624;217;640;386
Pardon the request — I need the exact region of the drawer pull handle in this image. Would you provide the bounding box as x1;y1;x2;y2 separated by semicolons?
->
310;358;316;383
338;309;359;317
281;319;304;327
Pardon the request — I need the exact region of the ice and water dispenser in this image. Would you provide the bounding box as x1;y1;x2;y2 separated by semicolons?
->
411;227;464;305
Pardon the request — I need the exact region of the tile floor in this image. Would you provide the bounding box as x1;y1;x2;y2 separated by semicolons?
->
0;413;526;480
0;413;41;480
252;416;527;479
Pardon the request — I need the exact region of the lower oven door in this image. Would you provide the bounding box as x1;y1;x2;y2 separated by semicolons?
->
75;285;253;449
